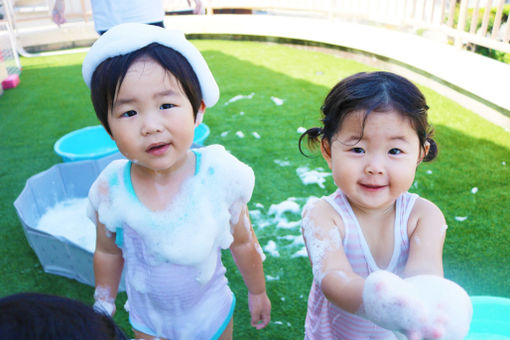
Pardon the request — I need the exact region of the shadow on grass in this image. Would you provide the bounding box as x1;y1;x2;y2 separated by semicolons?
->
0;45;509;339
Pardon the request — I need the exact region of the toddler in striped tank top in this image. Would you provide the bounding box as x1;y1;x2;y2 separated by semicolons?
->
299;72;472;340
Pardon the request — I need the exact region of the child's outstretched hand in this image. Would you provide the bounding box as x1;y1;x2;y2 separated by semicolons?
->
248;291;271;329
362;271;472;340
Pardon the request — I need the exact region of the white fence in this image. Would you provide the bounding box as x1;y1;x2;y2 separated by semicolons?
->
203;0;510;53
1;0;509;53
0;21;20;74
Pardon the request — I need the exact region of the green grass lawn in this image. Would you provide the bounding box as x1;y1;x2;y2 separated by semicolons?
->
1;39;509;339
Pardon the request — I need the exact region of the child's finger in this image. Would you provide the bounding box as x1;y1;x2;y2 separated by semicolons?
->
259;311;271;329
251;316;260;328
251;310;270;329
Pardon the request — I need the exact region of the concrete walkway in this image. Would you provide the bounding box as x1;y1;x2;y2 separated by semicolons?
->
16;13;510;129
162;14;510;129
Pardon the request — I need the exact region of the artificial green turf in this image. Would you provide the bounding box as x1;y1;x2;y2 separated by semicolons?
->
1;39;509;339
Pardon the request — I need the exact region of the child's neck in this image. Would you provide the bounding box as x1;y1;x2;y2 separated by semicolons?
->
349;200;396;221
351;201;397;269
130;151;196;211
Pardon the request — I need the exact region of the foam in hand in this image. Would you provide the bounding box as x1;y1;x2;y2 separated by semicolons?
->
362;270;472;340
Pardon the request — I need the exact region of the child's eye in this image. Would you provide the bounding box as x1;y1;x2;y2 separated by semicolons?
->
350;147;365;154
389;148;402;155
121;110;137;118
160;103;175;110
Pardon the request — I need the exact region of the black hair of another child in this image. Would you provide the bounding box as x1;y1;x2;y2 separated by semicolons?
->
0;292;128;340
299;71;438;162
90;42;203;135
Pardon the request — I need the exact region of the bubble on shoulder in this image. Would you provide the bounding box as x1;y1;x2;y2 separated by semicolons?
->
200;145;255;204
90;159;128;209
96;159;129;183
200;144;254;188
301;196;322;217
200;144;240;168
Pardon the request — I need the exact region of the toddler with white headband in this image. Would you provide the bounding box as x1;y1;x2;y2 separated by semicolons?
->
83;23;271;340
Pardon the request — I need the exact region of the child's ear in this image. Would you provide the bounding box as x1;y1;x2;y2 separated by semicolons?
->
321;139;333;169
195;101;206;127
418;140;430;164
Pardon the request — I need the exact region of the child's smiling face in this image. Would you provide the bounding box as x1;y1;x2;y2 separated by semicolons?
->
322;110;428;213
107;57;202;174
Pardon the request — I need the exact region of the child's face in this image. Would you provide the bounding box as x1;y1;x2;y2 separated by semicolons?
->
322;110;427;213
107;57;202;173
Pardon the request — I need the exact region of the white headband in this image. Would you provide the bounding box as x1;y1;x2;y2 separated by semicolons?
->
82;23;219;107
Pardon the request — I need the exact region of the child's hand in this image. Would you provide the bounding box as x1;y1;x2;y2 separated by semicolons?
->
93;298;116;316
362;271;472;340
404;274;472;340
362;271;431;336
93;286;116;316
248;291;271;329
52;0;66;25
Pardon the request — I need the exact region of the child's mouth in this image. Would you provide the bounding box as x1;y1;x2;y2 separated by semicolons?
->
146;143;170;155
360;183;386;191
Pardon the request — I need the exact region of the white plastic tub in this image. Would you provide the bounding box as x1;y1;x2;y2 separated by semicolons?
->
14;152;126;290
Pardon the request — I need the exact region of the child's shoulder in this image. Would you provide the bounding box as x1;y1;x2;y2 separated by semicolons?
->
198;144;244;163
196;144;255;201
302;196;345;235
197;144;254;177
98;158;128;175
89;159;129;198
410;196;443;218
407;195;446;235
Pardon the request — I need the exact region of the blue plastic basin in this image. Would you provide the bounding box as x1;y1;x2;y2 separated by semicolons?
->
466;296;510;339
55;123;211;162
54;126;118;162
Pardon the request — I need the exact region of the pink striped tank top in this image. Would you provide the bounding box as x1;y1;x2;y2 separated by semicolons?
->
304;189;418;340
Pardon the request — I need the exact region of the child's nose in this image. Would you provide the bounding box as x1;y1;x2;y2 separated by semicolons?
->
141;112;163;135
365;155;384;175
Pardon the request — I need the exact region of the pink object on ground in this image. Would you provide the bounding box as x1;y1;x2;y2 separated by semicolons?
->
2;74;20;89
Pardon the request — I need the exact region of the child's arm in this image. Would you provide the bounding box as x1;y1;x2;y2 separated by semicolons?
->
229;205;271;329
362;199;467;340
93;214;124;316
404;197;447;278
302;198;365;314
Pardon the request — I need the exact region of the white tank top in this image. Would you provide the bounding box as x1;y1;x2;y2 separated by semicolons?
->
304;189;418;340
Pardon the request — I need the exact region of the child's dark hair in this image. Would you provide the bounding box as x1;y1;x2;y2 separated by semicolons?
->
299;71;437;161
90;42;203;135
0;292;127;340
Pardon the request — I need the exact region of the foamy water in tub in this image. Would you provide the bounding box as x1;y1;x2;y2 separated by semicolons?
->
37;198;96;253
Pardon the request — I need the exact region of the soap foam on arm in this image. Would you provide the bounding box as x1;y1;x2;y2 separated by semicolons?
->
301;197;365;314
302;197;345;285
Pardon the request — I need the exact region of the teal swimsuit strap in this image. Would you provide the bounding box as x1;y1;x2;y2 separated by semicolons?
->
124;161;136;199
191;148;201;176
129;295;236;339
114;162;136;247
